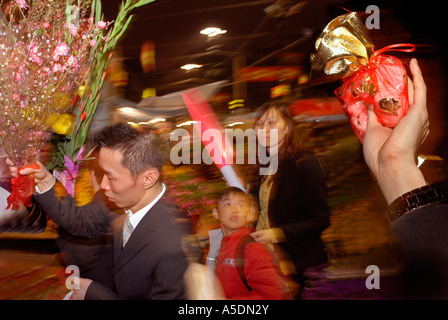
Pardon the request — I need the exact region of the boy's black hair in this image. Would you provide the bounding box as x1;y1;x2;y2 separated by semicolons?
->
217;187;259;212
218;187;248;202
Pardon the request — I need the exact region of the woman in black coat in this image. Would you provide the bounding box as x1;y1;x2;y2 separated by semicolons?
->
248;101;331;294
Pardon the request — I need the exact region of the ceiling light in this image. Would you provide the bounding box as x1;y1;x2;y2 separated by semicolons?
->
225;122;244;127
200;27;227;37
139;118;166;125
148;118;166;124
181;64;202;71
176;120;197;127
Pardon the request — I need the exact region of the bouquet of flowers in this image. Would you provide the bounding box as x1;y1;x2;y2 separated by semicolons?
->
0;0;153;209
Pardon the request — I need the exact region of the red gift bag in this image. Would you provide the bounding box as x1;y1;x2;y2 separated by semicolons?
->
335;44;415;144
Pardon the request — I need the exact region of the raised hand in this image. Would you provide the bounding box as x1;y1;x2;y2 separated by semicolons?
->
362;58;428;204
5;158;56;193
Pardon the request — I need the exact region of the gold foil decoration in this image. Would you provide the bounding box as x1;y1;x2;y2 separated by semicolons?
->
310;12;374;82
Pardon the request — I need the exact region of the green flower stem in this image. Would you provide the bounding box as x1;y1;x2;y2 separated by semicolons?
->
63;0;154;164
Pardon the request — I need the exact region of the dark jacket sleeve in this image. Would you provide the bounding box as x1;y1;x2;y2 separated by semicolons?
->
85;281;123;300
0;198;47;233
33;185;114;238
85;244;189;300
391;203;448;257
390;203;448;299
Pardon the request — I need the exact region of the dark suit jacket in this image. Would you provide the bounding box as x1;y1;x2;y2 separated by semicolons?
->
252;153;331;273
34;186;200;300
391;202;448;299
56;191;115;290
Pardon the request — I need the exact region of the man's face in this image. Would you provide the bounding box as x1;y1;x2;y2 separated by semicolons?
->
98;147;146;212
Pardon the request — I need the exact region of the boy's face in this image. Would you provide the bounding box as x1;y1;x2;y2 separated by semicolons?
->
213;193;254;236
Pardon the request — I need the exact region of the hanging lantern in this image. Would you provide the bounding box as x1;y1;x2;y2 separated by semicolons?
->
140;41;156;73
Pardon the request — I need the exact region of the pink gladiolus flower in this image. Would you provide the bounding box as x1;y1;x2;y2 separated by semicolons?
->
42;22;50;28
97;21;107;29
90;39;96;46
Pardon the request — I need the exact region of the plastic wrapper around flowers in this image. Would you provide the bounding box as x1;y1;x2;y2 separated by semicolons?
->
310;12;414;144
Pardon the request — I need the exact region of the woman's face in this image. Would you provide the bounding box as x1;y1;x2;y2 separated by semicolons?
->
255;108;289;151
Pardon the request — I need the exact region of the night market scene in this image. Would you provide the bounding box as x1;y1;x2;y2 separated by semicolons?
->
0;0;447;302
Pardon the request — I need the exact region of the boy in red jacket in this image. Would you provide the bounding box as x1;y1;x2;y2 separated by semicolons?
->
209;187;284;300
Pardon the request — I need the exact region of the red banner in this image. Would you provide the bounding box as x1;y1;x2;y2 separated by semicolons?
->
271;84;291;98
237;66;302;82
289;98;345;118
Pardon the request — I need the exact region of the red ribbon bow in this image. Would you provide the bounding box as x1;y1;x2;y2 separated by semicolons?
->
335;43;416;144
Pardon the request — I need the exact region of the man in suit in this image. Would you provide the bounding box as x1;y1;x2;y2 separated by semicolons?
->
8;123;201;299
54;150;116;291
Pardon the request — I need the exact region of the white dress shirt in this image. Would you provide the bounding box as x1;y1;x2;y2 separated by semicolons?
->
124;183;166;229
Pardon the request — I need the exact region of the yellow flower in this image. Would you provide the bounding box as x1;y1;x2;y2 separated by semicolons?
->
75;168;95;206
78;85;87;98
49;113;74;135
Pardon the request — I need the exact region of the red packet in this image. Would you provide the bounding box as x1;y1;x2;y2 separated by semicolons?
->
335;46;413;143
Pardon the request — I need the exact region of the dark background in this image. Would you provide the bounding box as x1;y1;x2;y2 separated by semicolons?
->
101;0;447;102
